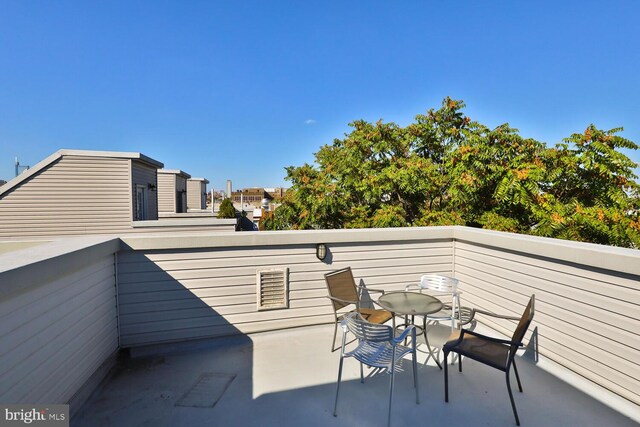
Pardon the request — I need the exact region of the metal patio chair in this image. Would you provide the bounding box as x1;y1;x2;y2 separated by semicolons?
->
325;267;393;351
405;274;471;367
443;295;535;426
405;274;463;329
333;312;419;427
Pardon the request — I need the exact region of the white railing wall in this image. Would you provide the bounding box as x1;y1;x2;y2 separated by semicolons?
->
0;237;120;408
117;228;454;347
1;226;638;412
452;227;640;407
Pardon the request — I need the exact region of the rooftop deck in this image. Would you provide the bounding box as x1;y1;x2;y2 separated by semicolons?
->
74;323;637;427
1;226;638;426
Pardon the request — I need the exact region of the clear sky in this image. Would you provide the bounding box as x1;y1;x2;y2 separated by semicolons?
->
1;1;639;190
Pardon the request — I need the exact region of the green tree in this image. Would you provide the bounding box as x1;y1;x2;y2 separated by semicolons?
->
446;123;547;232
267;98;640;248
534;125;640;246
218;198;237;219
268;98;471;229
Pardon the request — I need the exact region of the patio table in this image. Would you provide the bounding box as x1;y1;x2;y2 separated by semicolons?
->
377;291;445;368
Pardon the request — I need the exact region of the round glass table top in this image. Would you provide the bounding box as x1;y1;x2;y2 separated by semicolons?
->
377;292;443;315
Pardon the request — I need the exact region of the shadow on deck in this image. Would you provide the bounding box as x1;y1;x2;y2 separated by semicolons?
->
73;324;638;427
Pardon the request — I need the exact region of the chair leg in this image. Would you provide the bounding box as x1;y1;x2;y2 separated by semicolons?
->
512;359;523;392
331;322;338;352
360;362;364;383
506;370;521;426
444;350;449;402
333;356;344;417
388;365;395;427
413;350;420;404
458;353;462;372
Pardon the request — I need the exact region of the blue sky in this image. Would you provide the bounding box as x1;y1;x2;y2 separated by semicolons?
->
1;1;639;190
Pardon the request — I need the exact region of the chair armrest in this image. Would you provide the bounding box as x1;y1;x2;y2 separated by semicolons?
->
326;295;358;306
466;308;521;323
357;284;385;294
392;325;416;344
461;329;521;346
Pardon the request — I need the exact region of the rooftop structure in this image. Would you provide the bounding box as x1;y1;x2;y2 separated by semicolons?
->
0;149;163;237
187;177;209;211
157;169;192;215
0;150;236;238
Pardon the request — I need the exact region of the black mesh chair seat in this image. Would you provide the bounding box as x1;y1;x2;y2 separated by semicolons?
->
443;295;535;426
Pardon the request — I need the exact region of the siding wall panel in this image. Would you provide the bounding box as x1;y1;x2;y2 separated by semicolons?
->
157;174;176;214
0;253;118;405
0;156;131;237
453;238;640;406
187;180;206;210
117;239;454;346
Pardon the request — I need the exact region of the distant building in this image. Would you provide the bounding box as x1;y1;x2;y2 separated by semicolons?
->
264;187;287;200
157;169;191;214
231;188;269;207
187;178;209;211
231;187;287;208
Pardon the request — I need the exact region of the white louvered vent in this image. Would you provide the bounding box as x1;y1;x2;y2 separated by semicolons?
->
256;268;289;311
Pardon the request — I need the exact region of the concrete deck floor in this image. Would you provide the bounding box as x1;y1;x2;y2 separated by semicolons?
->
74;324;639;427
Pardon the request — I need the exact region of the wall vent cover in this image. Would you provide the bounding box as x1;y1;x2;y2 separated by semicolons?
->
256;268;289;311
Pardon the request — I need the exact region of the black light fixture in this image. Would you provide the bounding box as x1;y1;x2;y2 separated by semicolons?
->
316;243;327;261
147;183;157;191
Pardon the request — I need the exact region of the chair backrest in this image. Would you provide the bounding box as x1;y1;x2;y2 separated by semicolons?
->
511;295;535;348
343;313;393;343
419;274;459;293
325;267;359;311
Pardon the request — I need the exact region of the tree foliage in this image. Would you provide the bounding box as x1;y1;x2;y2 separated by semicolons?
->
218;198;237;219
262;98;640;248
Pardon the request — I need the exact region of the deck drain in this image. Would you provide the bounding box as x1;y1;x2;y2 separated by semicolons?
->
175;373;236;408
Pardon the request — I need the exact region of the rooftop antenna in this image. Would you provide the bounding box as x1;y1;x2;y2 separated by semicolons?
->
15;157;30;177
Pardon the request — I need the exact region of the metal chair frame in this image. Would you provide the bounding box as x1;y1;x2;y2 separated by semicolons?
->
406;274;461;330
405;274;466;368
325;267;391;352
334;313;419;427
443;295;535;426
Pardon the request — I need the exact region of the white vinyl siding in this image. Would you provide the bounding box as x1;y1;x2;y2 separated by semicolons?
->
116;239;453;346
0;156;131;237
187;180;206;210
157;173;176;214
0;253;118;406
453;239;640;406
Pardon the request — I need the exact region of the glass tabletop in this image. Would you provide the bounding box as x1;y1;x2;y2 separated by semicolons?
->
377;291;443;316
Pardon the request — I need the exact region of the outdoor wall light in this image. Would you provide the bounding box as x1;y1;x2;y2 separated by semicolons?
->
316;243;327;261
147;183;157;191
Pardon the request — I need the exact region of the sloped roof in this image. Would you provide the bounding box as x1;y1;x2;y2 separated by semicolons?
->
0;149;164;197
